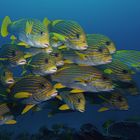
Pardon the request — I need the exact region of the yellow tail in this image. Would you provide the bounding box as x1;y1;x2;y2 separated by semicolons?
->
1;16;11;37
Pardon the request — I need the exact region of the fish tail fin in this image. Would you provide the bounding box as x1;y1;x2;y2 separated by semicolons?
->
1;16;11;37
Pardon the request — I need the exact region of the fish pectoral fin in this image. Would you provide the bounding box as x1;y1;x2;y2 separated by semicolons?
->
54;83;66;89
5;120;17;125
98;107;110;112
1;16;11;37
0;58;8;61
64;60;73;64
43;17;50;27
14;92;32;99
24;53;33;59
18;42;30;48
59;104;70;110
104;69;113;74
70;89;84;93
51;32;67;41
21;104;35;114
75;51;86;60
25;21;34;34
58;45;67;50
56;95;62;100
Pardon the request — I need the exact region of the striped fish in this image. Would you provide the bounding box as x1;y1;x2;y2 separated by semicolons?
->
0;44;26;66
86;34;116;54
26;52;57;76
49;20;88;50
1;16;50;48
62;47;112;66
113;50;140;71
9;75;57;114
59;91;86;112
98;59;134;82
52;64;114;92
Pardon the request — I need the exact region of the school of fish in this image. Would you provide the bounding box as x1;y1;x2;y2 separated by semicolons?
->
0;16;139;125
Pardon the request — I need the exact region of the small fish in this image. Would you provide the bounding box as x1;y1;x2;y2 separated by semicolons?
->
52;64;114;93
1;16;50;48
86;34;116;54
98;59;134;82
0;44;26;66
58;91;86;112
0;103;17;125
49;20;88;50
50;49;64;66
113;50;140;71
9;75;58;114
62;47;112;66
25;53;57;76
0;65;14;85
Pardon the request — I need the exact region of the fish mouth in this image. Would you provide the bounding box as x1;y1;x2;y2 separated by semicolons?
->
48;67;57;73
6;79;15;84
79;109;85;112
56;61;64;66
51;92;58;97
43;43;49;48
47;49;53;54
18;59;27;65
78;46;88;50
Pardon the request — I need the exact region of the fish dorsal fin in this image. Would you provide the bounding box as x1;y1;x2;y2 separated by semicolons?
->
14;92;32;99
1;16;11;37
52;20;63;26
24;53;33;59
59;104;70;110
21;104;35;114
25;21;34;34
43;17;50;27
98;107;109;112
5;120;17;125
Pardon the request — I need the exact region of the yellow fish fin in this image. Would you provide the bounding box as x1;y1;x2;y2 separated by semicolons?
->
1;16;11;37
10;35;17;40
52;20;62;26
25;21;34;34
21;104;35;114
56;95;62;100
0;116;4;120
98;107;110;112
64;60;73;64
58;45;67;50
43;17;50;27
75;51;86;60
57;66;70;73
14;92;32;99
5;120;17;125
70;89;84;93
18;42;30;48
24;53;33;59
51;32;67;41
54;83;65;89
104;69;113;74
59;104;70;110
0;58;8;61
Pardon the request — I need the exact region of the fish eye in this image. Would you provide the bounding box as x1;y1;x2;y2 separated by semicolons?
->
45;58;49;64
76;34;80;39
122;70;129;74
78;98;81;103
40;83;46;88
54;53;59;57
40;31;44;35
106;41;111;46
102;75;109;80
98;48;103;53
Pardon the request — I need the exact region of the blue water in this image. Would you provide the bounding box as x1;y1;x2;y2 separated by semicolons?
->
0;0;140;135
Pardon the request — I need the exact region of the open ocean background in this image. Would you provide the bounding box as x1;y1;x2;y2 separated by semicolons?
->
0;0;140;136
